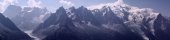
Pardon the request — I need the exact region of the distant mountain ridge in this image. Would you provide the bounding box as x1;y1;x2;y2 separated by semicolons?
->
3;5;50;31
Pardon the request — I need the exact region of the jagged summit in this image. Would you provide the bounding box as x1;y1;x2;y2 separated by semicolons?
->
56;7;66;12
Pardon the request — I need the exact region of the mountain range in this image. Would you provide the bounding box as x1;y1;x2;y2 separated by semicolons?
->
32;3;170;40
0;0;170;40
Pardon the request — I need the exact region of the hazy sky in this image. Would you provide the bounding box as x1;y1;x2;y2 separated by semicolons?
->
124;0;170;17
0;0;169;16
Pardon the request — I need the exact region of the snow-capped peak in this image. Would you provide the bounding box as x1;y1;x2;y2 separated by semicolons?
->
86;1;160;39
87;0;159;22
87;0;126;10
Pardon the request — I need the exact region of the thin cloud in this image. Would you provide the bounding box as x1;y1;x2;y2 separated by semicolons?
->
59;0;74;7
87;3;114;10
87;0;125;10
27;0;42;8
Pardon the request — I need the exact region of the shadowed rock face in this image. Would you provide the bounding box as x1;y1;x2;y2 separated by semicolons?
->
153;14;170;40
0;13;32;40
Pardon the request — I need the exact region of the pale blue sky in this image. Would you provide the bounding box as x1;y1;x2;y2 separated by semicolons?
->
0;0;169;16
124;0;170;17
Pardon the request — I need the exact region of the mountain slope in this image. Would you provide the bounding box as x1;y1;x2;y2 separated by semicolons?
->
0;13;31;40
